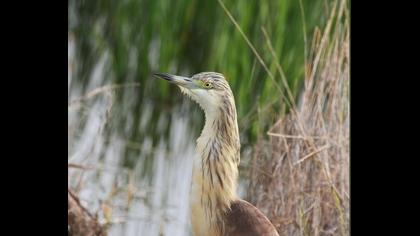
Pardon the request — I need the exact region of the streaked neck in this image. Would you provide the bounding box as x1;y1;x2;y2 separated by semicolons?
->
191;96;240;235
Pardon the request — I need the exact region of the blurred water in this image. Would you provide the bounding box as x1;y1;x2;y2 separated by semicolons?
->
68;34;198;236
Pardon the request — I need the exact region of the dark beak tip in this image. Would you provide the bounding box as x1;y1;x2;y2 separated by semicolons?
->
152;72;172;81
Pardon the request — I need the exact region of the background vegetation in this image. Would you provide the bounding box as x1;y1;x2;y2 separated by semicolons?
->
68;0;349;235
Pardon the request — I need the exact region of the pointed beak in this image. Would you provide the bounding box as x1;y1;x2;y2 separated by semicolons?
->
153;73;196;89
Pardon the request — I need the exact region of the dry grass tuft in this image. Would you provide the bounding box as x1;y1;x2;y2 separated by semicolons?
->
247;2;349;236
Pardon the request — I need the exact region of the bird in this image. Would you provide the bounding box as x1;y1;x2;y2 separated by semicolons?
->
153;72;279;236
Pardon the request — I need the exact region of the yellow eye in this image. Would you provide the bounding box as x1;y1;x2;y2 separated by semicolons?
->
204;82;211;88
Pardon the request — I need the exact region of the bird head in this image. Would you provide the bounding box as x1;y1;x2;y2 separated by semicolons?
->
153;72;233;113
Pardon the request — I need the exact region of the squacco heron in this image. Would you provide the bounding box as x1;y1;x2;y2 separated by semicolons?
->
153;72;279;236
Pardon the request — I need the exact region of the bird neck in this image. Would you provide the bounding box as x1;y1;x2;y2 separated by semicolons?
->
191;95;240;235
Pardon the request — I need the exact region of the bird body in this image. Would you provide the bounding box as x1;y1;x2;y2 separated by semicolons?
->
153;72;279;236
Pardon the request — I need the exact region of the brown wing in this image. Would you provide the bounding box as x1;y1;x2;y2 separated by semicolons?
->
224;199;279;236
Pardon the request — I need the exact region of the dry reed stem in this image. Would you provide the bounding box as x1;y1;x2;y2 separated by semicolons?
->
68;189;106;236
248;1;349;235
68;82;140;108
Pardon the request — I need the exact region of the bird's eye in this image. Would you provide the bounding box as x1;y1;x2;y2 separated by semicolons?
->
204;83;211;88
